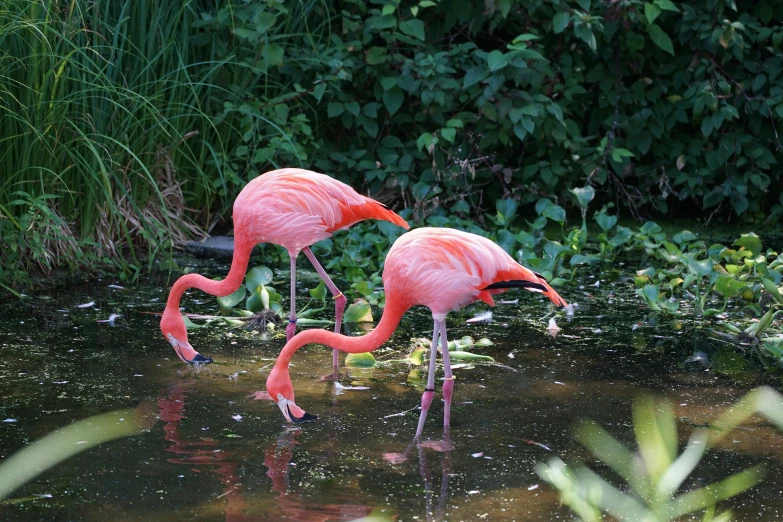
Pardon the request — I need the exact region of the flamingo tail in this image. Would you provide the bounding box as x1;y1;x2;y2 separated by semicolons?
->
483;277;568;308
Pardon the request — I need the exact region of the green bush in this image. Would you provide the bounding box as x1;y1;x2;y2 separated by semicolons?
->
196;0;783;221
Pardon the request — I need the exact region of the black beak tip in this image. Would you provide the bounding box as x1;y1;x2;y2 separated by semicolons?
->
289;406;318;423
190;353;214;365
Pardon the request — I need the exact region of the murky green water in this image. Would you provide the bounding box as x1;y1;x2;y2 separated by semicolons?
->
1;256;782;521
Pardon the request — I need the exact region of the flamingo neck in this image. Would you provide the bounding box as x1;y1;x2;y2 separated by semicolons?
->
164;240;254;312
275;298;408;369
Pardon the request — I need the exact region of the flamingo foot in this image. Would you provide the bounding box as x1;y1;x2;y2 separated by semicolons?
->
250;391;272;401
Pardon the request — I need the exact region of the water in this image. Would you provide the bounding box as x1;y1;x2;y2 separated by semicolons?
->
1;258;782;521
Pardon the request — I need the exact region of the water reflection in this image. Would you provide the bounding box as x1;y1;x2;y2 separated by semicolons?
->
384;435;453;522
158;382;250;521
157;383;380;521
264;428;378;521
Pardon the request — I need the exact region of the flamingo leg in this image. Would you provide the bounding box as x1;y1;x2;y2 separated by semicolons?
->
303;247;347;380
438;320;454;435
285;254;298;341
414;319;440;440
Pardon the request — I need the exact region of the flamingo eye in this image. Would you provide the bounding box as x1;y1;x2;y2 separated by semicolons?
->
167;333;173;339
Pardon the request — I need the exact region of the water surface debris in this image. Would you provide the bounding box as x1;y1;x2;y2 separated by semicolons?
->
546;317;560;338
466;311;493;324
97;314;121;325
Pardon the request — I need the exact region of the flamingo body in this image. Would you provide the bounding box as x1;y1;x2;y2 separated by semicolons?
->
383;227;565;317
266;227;569;436
234;169;407;254
160;168;409;366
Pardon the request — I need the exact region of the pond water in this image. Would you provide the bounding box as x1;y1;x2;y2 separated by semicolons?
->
1;255;782;521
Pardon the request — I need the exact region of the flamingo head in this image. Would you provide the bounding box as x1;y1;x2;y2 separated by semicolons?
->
266;366;318;423
160;307;213;365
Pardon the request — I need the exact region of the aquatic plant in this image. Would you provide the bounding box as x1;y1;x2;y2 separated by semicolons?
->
537;387;783;522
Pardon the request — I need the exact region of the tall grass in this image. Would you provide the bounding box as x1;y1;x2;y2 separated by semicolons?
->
0;0;230;283
0;0;341;289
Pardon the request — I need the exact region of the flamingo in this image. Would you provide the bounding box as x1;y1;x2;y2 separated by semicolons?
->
266;227;569;438
160;168;409;373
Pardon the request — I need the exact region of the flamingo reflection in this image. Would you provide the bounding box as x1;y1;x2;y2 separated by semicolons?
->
158;384;386;521
384;434;453;522
158;384;251;521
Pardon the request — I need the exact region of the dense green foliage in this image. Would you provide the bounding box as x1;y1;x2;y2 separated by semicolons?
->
2;0;783;288
193;0;783;220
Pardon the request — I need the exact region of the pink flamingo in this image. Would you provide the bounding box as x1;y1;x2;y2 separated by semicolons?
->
266;227;569;438
160;168;409;373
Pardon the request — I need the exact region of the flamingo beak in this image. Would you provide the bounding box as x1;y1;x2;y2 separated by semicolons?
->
275;394;318;423
167;335;213;365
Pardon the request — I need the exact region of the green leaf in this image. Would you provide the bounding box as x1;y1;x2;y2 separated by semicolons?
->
645;3;662;23
553;12;570;34
366;46;387;65
543;205;566;224
641;284;661;309
380;77;397;91
734;233;762;255
648;24;675;56
571;254;600;266
217;285;245;310
496;198;519;224
345;101;361;116
611;148;635;162
399;19;426;41
345;352;377;368
487;50;509;72
312;83;327;102
246;266;273;292
264;44;284;67
344;301;373;322
446;119;463;128
464;66;489;88
441;127;457;143
327;102;344;118
383;87;404;116
595;213;617;232
309;281;327;301
760;278;783;304
715;275;747;298
571;186;595;208
608;226;633;247
449;351;495;362
656;0;679;11
687;256;714;277
246;291;264;313
255;12;278;33
409;347;427;365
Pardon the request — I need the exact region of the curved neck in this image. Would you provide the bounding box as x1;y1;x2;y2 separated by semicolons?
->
276;298;408;369
164;240;254;311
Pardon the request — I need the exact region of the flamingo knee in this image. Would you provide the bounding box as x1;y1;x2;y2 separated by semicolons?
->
421;389;435;411
442;379;454;402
